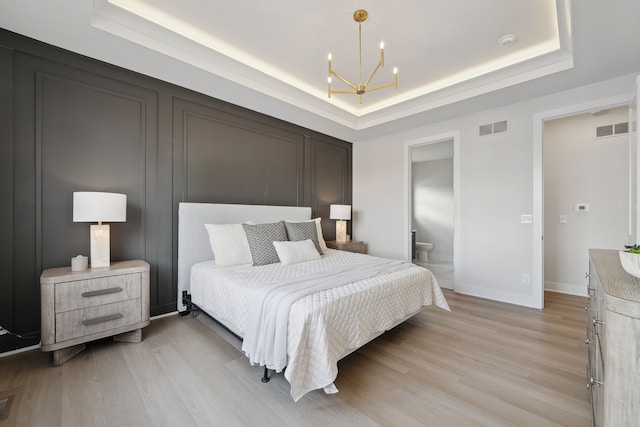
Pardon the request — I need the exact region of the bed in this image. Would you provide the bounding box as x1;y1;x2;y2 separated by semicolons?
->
177;202;449;401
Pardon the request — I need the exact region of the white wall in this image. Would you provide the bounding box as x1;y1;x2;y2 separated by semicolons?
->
544;107;629;295
353;73;638;308
412;159;454;262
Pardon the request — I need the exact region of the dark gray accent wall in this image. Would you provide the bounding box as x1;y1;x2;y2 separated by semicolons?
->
0;29;352;352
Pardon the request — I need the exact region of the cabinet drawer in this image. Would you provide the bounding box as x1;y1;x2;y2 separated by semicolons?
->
55;273;142;313
55;299;142;342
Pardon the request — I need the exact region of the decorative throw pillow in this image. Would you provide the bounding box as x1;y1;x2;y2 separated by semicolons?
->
204;223;252;267
286;218;328;253
285;221;323;254
242;221;288;266
273;240;322;265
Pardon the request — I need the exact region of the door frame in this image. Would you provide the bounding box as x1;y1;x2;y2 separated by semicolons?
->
532;94;631;307
404;130;460;289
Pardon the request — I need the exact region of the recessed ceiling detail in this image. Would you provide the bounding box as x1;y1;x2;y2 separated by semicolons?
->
91;0;573;130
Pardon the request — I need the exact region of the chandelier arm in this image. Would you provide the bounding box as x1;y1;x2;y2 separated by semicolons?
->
363;60;383;89
363;80;397;93
330;89;358;95
330;70;358;91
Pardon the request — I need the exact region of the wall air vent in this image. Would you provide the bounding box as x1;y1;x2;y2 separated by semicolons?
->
614;122;629;134
596;122;629;139
479;120;509;137
596;125;613;138
479;124;493;136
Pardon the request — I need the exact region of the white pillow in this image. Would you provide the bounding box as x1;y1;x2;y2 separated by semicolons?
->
286;218;328;252
204;223;252;267
273;239;322;265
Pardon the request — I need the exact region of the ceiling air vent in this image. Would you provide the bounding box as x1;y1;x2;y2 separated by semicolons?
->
479;120;508;137
596;122;629;139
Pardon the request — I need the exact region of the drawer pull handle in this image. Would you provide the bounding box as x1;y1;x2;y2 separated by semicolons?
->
82;313;123;326
82;287;123;298
588;376;603;388
586;367;603;389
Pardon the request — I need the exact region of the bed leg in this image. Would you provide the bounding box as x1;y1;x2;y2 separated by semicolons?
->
261;366;270;383
180;291;196;317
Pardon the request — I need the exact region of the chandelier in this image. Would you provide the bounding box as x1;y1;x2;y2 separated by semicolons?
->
327;9;398;104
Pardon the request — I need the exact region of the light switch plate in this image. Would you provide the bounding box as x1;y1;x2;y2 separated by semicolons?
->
521;214;533;224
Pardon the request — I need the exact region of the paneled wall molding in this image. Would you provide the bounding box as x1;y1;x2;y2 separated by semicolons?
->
0;29;351;353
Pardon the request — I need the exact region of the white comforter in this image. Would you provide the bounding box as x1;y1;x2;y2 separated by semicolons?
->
191;249;449;401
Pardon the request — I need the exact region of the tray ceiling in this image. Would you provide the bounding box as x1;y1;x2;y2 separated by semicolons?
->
92;0;573;130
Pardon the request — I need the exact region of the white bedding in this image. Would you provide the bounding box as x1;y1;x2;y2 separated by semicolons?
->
191;248;449;401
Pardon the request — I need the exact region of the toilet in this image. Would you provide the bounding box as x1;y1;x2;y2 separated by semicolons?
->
415;242;433;262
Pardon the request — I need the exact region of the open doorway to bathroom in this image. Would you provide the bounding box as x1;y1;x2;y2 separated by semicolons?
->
410;138;455;289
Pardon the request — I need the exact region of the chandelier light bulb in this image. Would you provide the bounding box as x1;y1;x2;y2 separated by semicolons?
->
328;53;332;61
380;42;384;50
393;67;398;74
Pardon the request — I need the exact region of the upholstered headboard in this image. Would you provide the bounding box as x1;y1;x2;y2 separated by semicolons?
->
177;202;312;312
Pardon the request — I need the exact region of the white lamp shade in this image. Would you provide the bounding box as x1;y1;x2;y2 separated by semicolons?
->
330;204;351;220
73;192;127;223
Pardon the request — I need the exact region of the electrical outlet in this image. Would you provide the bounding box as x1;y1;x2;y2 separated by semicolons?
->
0;327;8;336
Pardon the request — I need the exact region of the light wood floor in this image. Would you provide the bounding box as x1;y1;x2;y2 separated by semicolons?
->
0;290;591;426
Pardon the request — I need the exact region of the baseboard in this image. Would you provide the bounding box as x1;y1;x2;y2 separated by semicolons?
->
544;281;587;297
151;311;178;320
0;343;40;359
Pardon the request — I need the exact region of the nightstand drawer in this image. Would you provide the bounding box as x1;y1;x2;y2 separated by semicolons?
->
55;298;142;342
55;273;142;313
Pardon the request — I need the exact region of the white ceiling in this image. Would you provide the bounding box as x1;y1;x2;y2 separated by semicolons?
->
0;0;639;142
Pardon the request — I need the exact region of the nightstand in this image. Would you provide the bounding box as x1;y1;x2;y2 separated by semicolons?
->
326;240;367;254
40;260;150;366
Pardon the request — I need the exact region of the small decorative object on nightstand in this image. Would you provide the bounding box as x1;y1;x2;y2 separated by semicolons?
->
326;240;367;254
40;260;150;366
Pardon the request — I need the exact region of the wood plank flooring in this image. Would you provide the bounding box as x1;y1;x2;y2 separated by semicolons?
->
0;290;591;426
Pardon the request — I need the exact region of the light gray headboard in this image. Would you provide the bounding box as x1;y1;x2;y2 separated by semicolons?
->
177;202;312;311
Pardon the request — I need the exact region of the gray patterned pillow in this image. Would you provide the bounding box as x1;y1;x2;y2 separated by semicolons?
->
242;221;288;266
285;221;323;254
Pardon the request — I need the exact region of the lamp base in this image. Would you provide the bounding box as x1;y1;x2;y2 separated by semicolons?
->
90;224;110;268
336;220;348;244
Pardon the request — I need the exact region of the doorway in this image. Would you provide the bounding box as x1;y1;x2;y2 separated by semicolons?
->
543;107;629;296
405;132;460;291
533;93;631;307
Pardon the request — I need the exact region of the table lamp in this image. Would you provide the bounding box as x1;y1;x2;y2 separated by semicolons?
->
330;204;351;243
73;192;127;268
